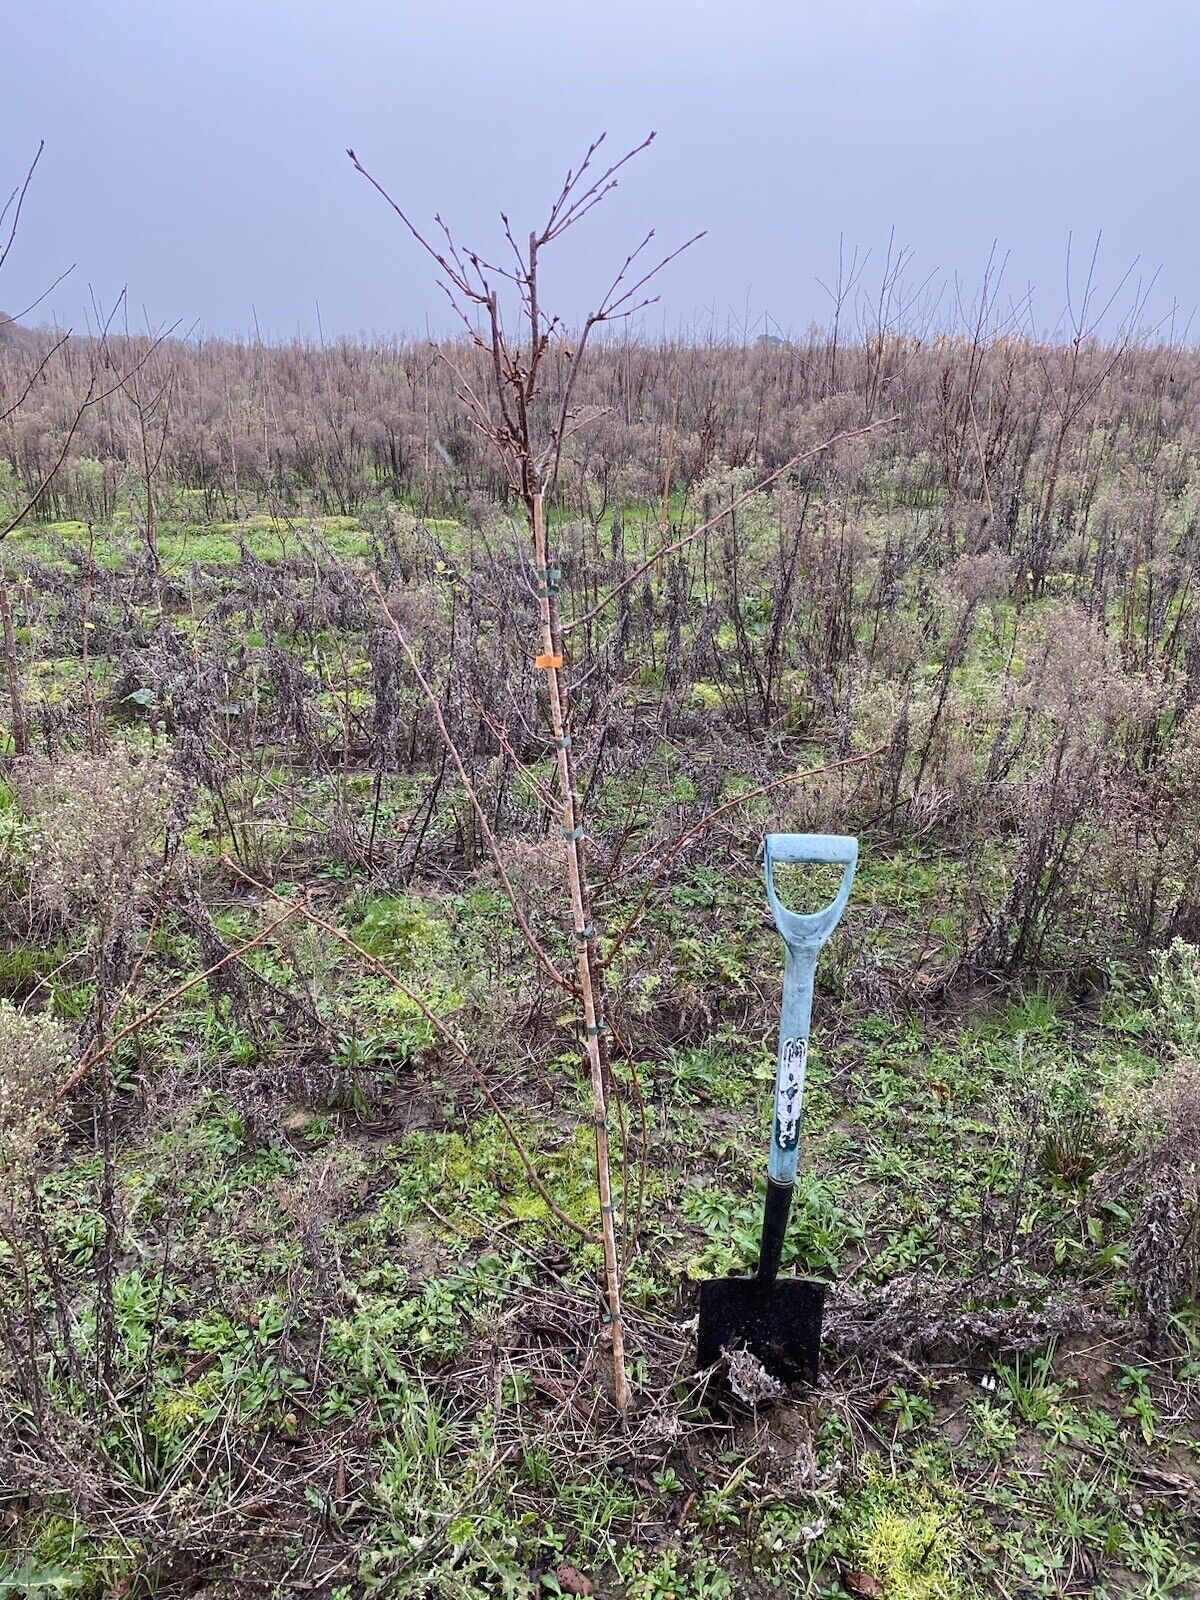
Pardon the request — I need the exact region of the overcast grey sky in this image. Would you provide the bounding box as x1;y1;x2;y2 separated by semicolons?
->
2;0;1196;341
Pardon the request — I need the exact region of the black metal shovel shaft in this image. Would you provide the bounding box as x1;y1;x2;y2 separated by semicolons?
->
757;1174;793;1284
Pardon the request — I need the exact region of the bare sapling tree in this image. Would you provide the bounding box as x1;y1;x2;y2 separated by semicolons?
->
350;131;701;1410
348;134;895;1410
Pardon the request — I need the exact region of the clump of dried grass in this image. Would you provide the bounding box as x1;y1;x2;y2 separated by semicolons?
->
724;1345;787;1405
17;746;174;921
0;1001;70;1181
1125;1058;1200;1349
826;1265;1119;1363
937;548;1011;609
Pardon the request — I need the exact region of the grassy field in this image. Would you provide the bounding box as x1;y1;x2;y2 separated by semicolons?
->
1;458;1199;1600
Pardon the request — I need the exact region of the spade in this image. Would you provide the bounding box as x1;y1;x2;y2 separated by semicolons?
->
697;831;858;1384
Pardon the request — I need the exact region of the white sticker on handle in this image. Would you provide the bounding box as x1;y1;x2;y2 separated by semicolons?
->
774;1036;808;1151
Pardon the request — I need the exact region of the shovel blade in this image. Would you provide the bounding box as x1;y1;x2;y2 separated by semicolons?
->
696;1275;826;1385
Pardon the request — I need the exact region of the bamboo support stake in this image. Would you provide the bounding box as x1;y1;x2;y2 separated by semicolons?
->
532;489;629;1412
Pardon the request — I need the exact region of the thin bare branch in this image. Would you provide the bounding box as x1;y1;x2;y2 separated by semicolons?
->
0;141;44;277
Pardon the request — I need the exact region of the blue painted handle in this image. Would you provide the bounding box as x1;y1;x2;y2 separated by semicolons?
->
764;833;858;1183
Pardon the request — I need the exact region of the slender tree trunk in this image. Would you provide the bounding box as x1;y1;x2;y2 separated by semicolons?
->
532;490;629;1411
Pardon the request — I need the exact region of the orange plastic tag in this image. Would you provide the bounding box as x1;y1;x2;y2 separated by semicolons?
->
535;653;564;669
